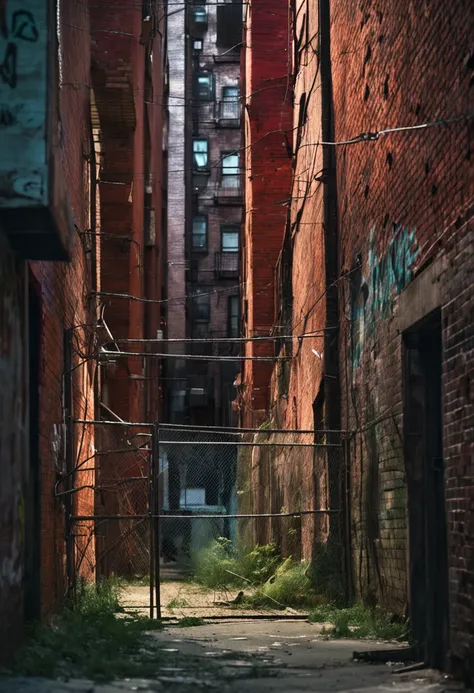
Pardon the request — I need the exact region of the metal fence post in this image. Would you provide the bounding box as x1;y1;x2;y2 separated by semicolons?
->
153;422;161;619
149;426;155;619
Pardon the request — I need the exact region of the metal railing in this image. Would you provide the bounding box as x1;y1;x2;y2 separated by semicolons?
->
215;251;239;277
216;100;240;126
214;175;243;204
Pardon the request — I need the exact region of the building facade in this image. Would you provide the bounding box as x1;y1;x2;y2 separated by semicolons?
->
238;0;293;428
165;0;243;515
240;0;474;678
0;0;166;659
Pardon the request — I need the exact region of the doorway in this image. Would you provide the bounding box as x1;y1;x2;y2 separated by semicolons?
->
24;277;42;622
403;309;449;668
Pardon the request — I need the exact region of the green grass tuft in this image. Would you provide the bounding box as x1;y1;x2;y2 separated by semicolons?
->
10;578;167;682
167;597;190;609
193;538;280;589
308;601;409;641
175;617;206;628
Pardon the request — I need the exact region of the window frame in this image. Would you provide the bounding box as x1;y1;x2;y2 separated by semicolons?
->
227;295;240;338
193;137;209;170
221;224;239;253
222;86;239;101
192;215;208;252
193;70;215;101
221;151;240;175
192;291;211;323
192;5;208;26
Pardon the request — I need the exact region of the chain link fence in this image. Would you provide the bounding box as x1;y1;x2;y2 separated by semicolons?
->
69;422;346;615
157;426;346;613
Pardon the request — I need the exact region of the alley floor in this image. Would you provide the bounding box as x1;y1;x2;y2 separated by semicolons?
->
0;619;469;693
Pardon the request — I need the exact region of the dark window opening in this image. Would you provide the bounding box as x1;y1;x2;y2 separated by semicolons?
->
217;3;242;48
192;215;208;251
192;292;211;322
193;71;215;101
228;295;240;337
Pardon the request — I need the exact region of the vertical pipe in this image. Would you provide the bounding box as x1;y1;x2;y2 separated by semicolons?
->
318;0;345;597
149;426;155;619
154;422;162;619
64;329;75;600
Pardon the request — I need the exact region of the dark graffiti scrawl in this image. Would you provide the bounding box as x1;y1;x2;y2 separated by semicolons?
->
0;9;39;89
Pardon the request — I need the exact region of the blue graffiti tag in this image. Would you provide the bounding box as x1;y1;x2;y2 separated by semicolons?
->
351;225;419;369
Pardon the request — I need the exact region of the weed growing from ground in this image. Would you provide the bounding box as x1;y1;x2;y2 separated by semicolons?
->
8;579;168;682
167;597;189;609
193;538;280;589
175;617;206;628
309;601;409;641
241;560;323;609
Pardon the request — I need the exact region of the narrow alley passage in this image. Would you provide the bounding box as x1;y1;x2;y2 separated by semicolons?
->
0;620;468;693
0;0;473;688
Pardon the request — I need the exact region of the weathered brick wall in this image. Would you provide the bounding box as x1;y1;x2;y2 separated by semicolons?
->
91;8;141;423
242;1;474;667
331;0;473;653
90;1;165;574
31;0;96;613
0;0;96;660
240;0;293;427
442;225;474;672
0;236;28;662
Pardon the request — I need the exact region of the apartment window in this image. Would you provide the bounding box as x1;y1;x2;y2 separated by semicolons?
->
192;215;208;251
228;296;239;337
217;3;242;48
192;292;210;322
192;6;208;25
220;87;240;121
221;152;240;189
223;86;239;101
193;139;209;169
193;71;215;101
221;224;239;252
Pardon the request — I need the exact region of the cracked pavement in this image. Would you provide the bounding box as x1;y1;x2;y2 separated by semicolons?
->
0;620;469;692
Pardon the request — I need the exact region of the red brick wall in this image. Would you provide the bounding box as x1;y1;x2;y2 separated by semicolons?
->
0;239;28;662
30;0;96;613
332;0;473;636
242;0;474;671
90;1;165;575
240;0;293;427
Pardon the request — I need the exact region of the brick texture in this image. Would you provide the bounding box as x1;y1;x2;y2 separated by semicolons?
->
241;0;474;674
240;0;293;427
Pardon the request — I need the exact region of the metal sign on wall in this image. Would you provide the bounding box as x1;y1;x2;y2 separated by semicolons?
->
0;0;72;259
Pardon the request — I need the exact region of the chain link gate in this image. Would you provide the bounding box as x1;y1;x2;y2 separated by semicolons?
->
156;425;346;618
69;421;346;618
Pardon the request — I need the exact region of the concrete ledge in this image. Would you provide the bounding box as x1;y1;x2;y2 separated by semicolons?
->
398;255;447;333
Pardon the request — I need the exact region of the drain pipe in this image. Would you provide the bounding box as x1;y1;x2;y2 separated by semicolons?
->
318;0;351;602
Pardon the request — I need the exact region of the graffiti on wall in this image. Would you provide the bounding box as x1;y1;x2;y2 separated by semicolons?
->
351;225;419;369
0;0;46;205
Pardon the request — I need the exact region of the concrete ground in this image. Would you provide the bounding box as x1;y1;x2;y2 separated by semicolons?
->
121;582;286;619
0;619;468;693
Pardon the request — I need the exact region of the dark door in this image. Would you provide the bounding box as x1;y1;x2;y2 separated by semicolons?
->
24;278;42;621
403;309;449;668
